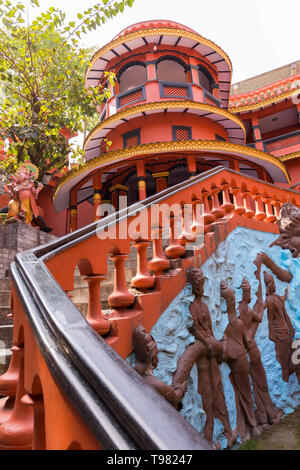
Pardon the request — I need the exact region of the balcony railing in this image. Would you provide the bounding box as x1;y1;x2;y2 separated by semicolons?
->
263;130;300;153
159;81;193;99
116;85;146;109
203;89;221;108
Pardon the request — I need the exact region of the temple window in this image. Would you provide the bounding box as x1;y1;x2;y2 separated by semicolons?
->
118;63;147;93
123;129;141;148
198;65;215;93
156;57;188;83
172;126;192;141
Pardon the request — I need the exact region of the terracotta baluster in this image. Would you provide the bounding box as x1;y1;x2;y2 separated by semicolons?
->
253;194;267;221
148;227;170;274
0;346;33;450
165;215;186;259
191;199;204;236
85;275;111;335
263;196;277;223
131;241;155;290
231;186;245;215
0;345;21;399
108;255;135;309
241;190;255;218
211;186;225;219
221;182;235;213
22;394;45;450
201;190;216;226
180;204;196;244
271;200;281;220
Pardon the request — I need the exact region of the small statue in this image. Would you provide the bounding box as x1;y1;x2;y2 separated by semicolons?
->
263;271;296;383
238;271;282;427
270;202;300;258
172;267;236;448
220;281;260;443
4;162;51;232
132;325;187;409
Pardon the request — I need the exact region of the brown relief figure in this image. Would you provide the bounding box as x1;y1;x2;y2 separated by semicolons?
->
132;325;187;409
220;282;260;443
263;272;296;383
270;202;300;258
238;261;282;427
172;267;236;448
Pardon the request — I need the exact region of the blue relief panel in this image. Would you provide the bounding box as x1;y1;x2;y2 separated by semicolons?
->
150;226;300;448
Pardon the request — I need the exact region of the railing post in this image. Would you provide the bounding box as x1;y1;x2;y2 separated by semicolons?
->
211;186;225;219
180;204;196;244
271;199;281;220
263;196;277;223
191;199;204;235
85;275;111;335
201;190;216;226
165;215;186;259
131;241;155;290
221;182;235;213
0;345;21;399
241;190;255;218
22;394;45;450
231;186;245;215
108;255;135;309
253;193;267;221
148;227;170;274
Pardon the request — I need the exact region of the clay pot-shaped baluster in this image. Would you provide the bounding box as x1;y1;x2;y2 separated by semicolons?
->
221;182;235;213
180;205;196;244
241;190;255;218
165;215;186;259
85;275;111;335
271;200;281;220
131;241;155;290
0;345;21;399
263;196;277;223
21;394;45;450
191;199;204;236
201;191;216;226
231;186;246;215
253;194;267;221
211;187;225;219
108;255;135;309
148;227;170;274
0;346;33;450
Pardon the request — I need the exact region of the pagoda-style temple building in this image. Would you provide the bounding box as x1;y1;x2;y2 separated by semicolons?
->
50;20;300;234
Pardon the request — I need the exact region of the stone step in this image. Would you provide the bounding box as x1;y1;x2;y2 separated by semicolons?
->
0;307;12;326
0;278;11;291
0;291;10;305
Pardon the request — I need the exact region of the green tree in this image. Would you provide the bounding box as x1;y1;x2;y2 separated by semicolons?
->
0;0;134;179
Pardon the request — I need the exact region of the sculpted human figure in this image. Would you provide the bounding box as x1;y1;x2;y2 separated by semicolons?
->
132;324;187;409
270;202;300;258
172;267;236;448
220;281;260;443
263;271;295;383
238;268;282;427
5;163;43;224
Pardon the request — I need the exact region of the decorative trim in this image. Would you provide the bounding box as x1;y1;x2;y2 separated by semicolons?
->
172;125;192;141
53;140;290;203
109;184;128;192
280;151;300;162
152;172;169;178
122;128;141;148
84;100;246;149
85;27;232;84
230;89;300;113
116;85;146;110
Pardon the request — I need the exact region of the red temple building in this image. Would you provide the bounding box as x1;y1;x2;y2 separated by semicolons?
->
0;20;299;451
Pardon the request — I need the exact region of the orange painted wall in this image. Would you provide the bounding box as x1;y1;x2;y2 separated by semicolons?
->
77;200;94;229
104;113;229;152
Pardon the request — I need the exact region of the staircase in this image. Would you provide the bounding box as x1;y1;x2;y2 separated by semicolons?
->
0;167;299;450
0;277;12;371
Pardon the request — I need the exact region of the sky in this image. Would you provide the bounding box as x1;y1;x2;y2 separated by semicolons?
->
31;0;300;84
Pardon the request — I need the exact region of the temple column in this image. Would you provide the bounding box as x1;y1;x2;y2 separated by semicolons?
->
93;174;102;221
187;155;197;178
109;184;128;211
152;172;169;192
251;116;264;151
136;160;147;201
212;83;220;101
69;190;77;233
229;159;240;172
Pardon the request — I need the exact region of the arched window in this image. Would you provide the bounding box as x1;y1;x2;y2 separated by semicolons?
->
198;65;215;93
118;62;147;93
157;57;187;83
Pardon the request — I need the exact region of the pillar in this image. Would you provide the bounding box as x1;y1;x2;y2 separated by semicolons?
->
93;174;102;221
229;159;240;172
136;160;147;201
251;116;264;151
187;155;197;178
109;184;128;211
85;274;111;335
69;190;77;233
108;255;135;309
212;84;220;101
152;172;169;192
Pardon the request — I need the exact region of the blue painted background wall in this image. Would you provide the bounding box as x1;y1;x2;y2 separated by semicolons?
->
150;226;300;448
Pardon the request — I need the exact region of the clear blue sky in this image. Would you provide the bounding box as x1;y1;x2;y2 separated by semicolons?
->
32;0;300;84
